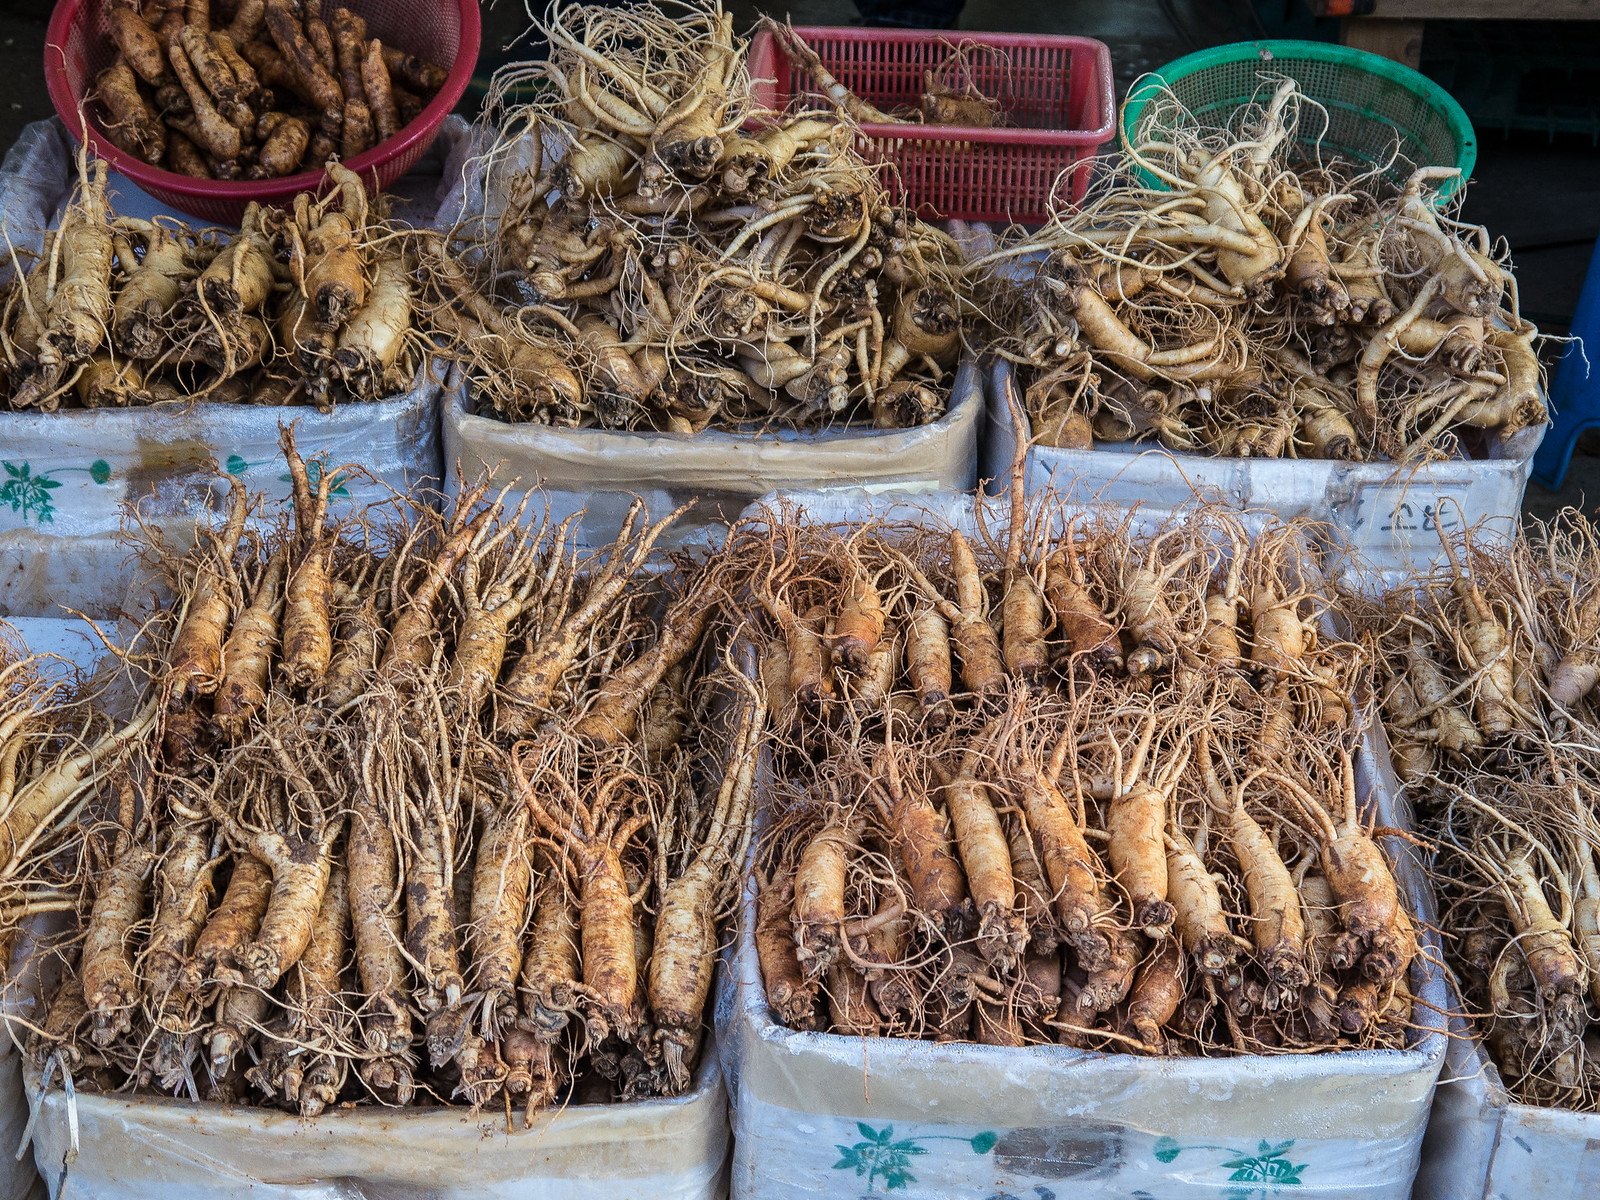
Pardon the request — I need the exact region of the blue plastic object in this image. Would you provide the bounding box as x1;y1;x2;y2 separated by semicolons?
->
1533;236;1600;490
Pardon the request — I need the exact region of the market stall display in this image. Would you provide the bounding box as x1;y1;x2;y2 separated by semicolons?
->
20;435;754;1123
1;0;1591;1194
719;488;1446;1200
425;0;966;437
981;79;1541;465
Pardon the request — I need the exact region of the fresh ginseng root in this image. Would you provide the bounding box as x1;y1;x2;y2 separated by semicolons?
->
756;873;818;1029
790;819;858;980
81;841;156;1048
940;751;1026;971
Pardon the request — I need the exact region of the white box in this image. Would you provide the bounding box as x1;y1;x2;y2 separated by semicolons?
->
718;489;1449;1200
0;361;449;618
24;1051;729;1200
1355;700;1600;1200
983;360;1544;576
443;361;981;550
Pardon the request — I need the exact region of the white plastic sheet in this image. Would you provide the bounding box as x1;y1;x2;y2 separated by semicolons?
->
983;360;1544;576
0;360;450;618
24;1050;729;1200
718;489;1449;1200
443;360;982;550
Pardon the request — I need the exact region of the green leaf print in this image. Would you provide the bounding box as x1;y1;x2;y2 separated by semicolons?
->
0;460;61;524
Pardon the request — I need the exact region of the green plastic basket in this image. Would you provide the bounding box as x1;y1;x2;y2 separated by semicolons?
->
1121;40;1476;203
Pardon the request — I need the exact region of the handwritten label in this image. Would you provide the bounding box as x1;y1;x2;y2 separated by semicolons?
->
1346;489;1466;540
1376;500;1462;536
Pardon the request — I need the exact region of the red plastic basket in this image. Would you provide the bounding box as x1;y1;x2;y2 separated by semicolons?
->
44;0;480;226
748;27;1114;225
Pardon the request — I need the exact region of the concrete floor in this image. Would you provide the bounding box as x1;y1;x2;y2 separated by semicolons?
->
7;0;1595;517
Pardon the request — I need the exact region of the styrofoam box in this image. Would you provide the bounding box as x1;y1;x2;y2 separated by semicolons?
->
1329;570;1600;1200
0;359;450;618
23;1046;729;1200
1413;1022;1600;1200
443;360;982;550
717;488;1450;1200
983;359;1545;576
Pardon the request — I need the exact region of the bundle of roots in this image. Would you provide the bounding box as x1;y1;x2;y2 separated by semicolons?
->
93;0;445;179
24;432;755;1121
1;160;419;410
1348;512;1600;1110
0;625;143;970
980;78;1544;464
734;500;1417;1055
413;0;965;433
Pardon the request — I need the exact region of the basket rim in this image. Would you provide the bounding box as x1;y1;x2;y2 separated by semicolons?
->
1120;38;1477;201
42;0;482;211
751;27;1117;147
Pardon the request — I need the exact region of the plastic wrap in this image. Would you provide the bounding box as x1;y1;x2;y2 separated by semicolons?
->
0;361;450;617
1413;1027;1600;1200
443;361;981;550
983;359;1545;576
24;1048;728;1200
717;489;1449;1200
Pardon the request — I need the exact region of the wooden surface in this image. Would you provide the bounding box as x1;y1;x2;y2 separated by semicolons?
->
1337;0;1600;67
1356;0;1598;16
1341;17;1425;67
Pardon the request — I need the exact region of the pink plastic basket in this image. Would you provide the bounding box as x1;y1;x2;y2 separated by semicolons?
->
748;27;1114;225
44;0;480;226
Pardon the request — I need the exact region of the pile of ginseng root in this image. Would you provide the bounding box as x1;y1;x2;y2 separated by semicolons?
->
978;78;1544;464
22;432;757;1120
413;0;965;434
735;500;1420;1055
1347;513;1600;1111
94;0;446;179
1;160;417;411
